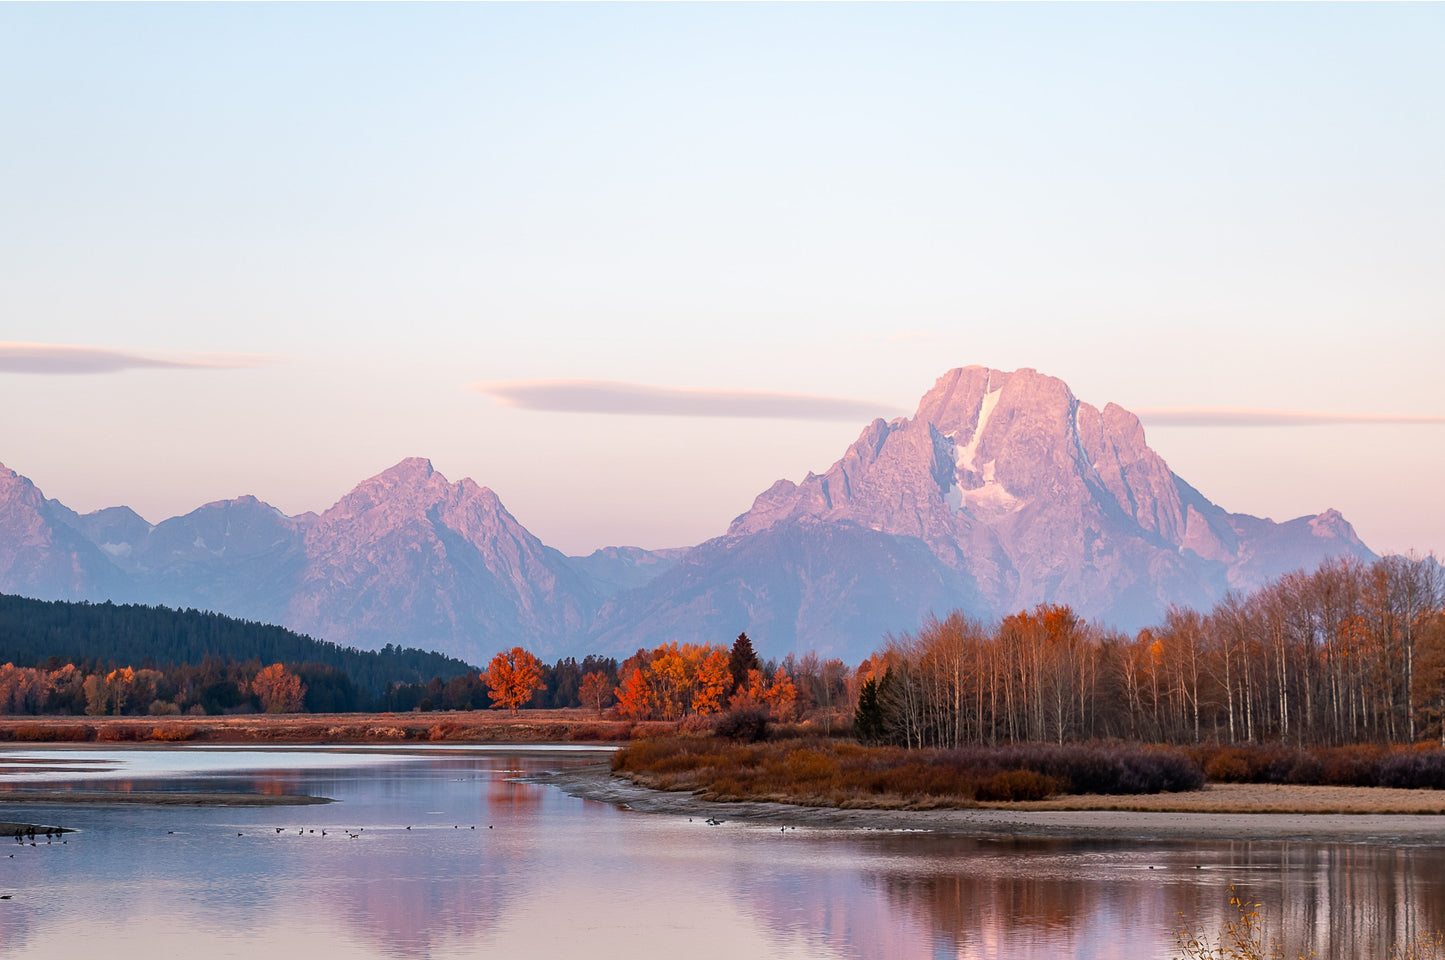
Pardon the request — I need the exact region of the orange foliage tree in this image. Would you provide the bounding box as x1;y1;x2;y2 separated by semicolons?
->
731;667;799;721
252;663;308;713
578;670;613;716
614;643;734;721
482;647;546;714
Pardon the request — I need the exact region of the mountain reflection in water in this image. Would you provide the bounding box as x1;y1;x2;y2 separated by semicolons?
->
0;747;1440;959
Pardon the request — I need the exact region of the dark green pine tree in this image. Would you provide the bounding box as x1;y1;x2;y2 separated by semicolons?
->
854;676;885;743
728;632;760;695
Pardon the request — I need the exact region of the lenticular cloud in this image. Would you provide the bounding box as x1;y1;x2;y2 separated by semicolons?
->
471;378;899;421
1135;407;1445;427
0;342;273;375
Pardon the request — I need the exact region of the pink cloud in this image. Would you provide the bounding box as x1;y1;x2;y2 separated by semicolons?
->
1136;407;1445;427
0;342;275;375
471;378;902;421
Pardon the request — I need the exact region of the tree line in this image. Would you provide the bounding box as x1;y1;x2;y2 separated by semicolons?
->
4;554;1441;744
859;555;1445;748
0;594;472;692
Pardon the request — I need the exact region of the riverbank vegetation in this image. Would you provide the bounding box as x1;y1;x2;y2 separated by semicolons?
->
614;735;1204;807
611;728;1445;808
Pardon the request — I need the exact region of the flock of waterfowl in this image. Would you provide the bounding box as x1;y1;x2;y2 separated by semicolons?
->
227;823;496;838
10;827;65;847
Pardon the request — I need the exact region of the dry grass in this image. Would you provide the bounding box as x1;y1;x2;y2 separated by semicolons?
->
0;710;647;745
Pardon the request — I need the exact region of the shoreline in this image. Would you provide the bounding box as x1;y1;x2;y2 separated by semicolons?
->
0;711;640;746
0;791;333;807
539;763;1445;843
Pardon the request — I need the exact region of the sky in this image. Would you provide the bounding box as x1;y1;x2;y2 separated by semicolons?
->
1;3;1441;557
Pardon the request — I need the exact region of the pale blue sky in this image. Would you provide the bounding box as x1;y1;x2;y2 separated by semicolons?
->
1;3;1442;556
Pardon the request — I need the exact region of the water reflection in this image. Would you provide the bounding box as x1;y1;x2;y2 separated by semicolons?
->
0;748;1440;960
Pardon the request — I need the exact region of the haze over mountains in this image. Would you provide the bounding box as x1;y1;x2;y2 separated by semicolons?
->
0;367;1376;663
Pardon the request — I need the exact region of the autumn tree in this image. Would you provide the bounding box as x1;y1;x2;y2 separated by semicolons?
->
692;650;732;715
0;664;49;715
252;663;307;713
763;670;798;721
482;647;547;714
614;643;734;720
578;670;613;716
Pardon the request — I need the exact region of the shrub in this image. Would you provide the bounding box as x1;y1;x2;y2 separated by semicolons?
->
940;743;1204;795
1378;752;1445;790
427;722;463;742
679;714;714;734
1319;746;1384;787
149;724;194;742
714;708;770;743
1198;746;1290;784
1284;754;1325;785
1191;743;1434;788
975;769;1059;802
12;724;94;742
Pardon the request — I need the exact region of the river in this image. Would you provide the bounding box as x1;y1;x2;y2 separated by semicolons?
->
0;745;1440;959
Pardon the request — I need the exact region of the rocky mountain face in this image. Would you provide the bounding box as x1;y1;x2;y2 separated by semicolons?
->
566;545;690;599
2;458;603;663
0;366;1379;663
588;522;981;661
0;465;133;602
285;458;596;663
589;367;1376;658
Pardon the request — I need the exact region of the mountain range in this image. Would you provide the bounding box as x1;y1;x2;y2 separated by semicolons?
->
0;366;1376;663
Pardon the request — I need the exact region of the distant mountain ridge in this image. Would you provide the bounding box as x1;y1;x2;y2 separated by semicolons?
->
0;366;1376;662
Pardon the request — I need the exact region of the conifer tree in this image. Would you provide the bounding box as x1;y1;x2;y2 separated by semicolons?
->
728;632;760;696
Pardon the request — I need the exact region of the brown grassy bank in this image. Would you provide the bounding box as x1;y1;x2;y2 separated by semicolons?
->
614;734;1445;812
612;736;1205;810
0;710;650;746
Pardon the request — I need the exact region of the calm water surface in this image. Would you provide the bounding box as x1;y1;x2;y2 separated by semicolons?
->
0;746;1441;959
